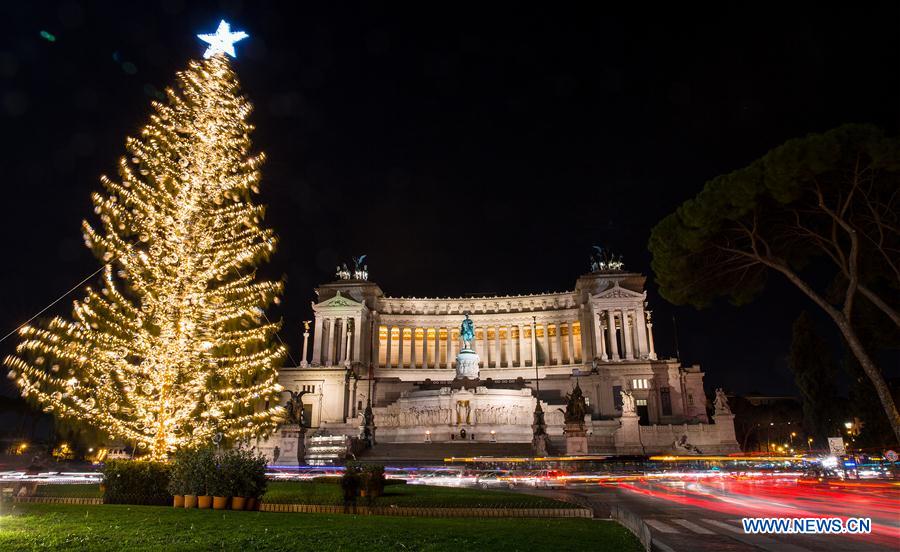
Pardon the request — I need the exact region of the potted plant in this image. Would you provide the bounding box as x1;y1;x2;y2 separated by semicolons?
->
247;450;268;511
220;447;268;511
167;449;189;508
220;449;246;510
193;447;216;509
210;453;229;510
183;455;198;509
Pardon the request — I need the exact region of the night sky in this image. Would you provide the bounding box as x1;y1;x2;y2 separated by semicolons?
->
2;3;898;399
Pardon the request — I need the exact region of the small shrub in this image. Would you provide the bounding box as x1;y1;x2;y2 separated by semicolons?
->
361;464;386;500
341;464;361;505
187;447;216;496
166;449;190;496
101;460;171;506
219;448;268;498
244;450;269;499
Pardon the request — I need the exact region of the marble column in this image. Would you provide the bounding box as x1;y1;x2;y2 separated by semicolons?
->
567;322;576;364
421;328;428;368
409;327;417;369
492;327;501;368
580;306;592;364
606;310;620;361
592;309;605;361
312;317;324;365
434;328;440;368
555;323;563;365
530;319;538;369
504;326;513;367
543;323;552;366
598;317;608;361
448;328;456;368
444;328;453;368
301;324;310;367
372;319;380;368
647;316;657;360
324;318;334;365
336;318;346;363
348;377;357;418
352;315;363;363
635;308;648;359
622;309;634;360
517;324;524;367
397;327;405;368
385;325;393;368
482;325;489;367
344;321;353;364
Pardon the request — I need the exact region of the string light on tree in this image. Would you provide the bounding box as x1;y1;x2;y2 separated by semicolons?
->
4;21;285;460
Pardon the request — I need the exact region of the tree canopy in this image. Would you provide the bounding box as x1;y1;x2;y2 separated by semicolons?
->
650;124;900;442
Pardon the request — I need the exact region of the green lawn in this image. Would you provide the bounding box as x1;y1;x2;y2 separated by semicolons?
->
0;503;642;551
33;481;574;509
35;484;102;499
263;481;575;508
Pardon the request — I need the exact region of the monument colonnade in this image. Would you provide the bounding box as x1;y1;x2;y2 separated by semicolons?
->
309;309;656;368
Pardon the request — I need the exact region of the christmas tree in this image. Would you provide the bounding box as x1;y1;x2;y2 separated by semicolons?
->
4;23;286;460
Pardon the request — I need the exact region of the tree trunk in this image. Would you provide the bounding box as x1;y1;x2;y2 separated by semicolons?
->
835;318;900;444
770;261;900;443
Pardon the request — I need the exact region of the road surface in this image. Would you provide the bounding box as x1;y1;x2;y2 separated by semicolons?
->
524;476;899;552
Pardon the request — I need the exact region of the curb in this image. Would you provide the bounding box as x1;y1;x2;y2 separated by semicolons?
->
609;503;675;552
260;503;593;518
13;497;104;505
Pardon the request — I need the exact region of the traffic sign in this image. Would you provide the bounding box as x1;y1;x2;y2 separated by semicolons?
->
827;437;846;456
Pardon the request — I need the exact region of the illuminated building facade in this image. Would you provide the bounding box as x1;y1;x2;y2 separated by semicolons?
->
259;268;739;461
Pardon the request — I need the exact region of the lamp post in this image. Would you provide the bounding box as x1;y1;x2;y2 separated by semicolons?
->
531;315;549;455
532;316;539;395
362;316;376;448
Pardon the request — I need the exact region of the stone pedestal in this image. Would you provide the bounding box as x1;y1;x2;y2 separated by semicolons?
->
455;349;480;379
712;413;739;446
564;422;588;455
614;413;643;455
269;424;307;466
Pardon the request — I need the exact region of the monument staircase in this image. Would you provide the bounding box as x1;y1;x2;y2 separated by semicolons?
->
357;442;534;463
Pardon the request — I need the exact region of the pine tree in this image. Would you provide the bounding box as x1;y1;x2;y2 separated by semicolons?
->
4;54;286;460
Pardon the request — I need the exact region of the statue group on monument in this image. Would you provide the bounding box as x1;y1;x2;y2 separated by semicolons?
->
589;245;625;272
561;382;588;425
335;254;369;281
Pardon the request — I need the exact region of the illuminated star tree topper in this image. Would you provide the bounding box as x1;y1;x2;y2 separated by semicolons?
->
197;20;249;59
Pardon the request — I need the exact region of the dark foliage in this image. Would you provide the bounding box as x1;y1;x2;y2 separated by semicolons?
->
788;312;841;444
101;459;171;505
